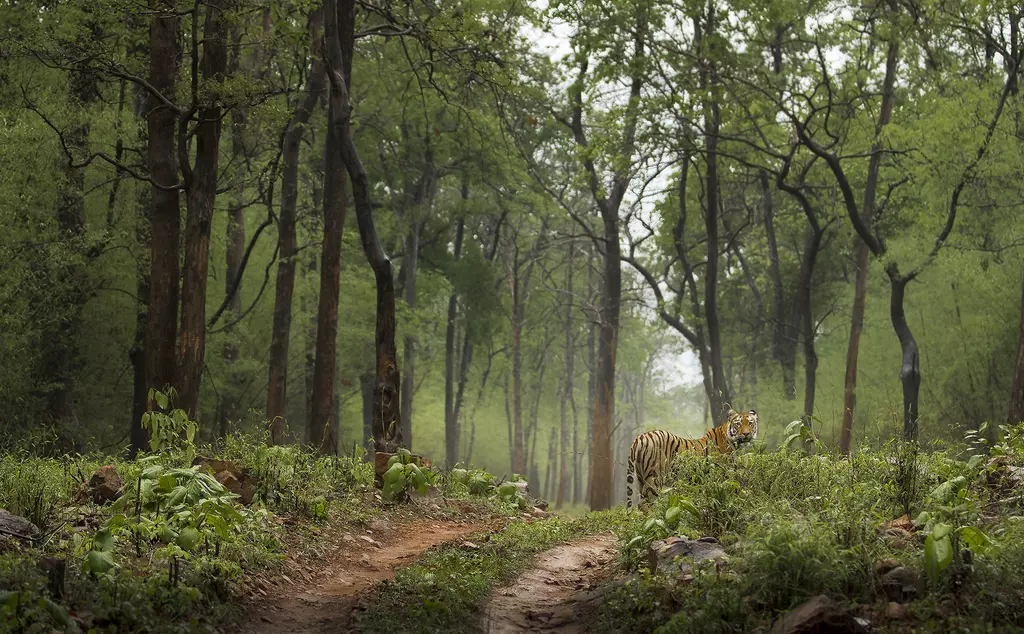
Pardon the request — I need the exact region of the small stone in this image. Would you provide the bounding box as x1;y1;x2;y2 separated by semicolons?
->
769;595;866;634
461;541;479;550
647;536;727;576
885;602;909;620
875;559;901;575
87;465;124;505
0;509;39;539
881;567;924;603
358;535;381;548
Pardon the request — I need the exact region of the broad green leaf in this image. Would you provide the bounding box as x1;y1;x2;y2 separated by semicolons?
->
931;522;954;540
177;527;201;551
924;533;953;584
85;550;116;576
959;526;992;553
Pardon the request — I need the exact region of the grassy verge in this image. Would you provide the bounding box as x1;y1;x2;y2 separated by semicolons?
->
0;436;378;633
592;424;1024;633
357;509;624;634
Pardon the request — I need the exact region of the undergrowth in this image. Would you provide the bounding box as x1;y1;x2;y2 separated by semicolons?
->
596;422;1024;633
0;400;378;633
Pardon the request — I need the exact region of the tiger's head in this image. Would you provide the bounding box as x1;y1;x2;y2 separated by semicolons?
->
725;409;758;447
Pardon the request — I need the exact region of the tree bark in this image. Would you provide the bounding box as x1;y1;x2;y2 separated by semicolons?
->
268;11;324;443
400;220;424;450
557;236;575;508
1008;273;1024;426
887;268;920;439
444;214;465;468
309;98;346;455
142;0;181;429
176;0;229;418
360;372;374;457
839;38;899;453
700;4;730;425
325;0;401;452
762;172;797;400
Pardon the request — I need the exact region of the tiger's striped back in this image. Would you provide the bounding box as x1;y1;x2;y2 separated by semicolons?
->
626;409;758;511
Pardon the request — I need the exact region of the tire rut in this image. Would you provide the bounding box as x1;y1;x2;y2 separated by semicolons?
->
241;515;501;633
481;533;618;633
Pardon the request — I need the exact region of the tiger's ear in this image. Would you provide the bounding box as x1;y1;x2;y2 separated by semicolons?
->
726;408;737;417
749;410;757;416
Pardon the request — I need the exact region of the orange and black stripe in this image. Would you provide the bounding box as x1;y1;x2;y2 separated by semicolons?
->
626;410;757;510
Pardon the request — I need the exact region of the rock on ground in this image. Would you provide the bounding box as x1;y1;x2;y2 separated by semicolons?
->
770;595;868;634
194;457;256;504
647;536;727;576
0;509;39;538
88;465;124;504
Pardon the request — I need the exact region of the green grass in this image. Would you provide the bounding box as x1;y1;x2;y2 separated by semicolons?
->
593;427;1024;633
0;436;378;633
357;509;624;634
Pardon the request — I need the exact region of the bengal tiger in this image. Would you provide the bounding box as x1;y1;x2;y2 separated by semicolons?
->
626;409;759;511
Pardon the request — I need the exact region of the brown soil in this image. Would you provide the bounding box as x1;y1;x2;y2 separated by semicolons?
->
240;507;503;634
481;533;618;633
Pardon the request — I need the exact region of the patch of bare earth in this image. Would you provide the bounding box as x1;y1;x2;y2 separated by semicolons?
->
481;533;618;633
240;503;502;634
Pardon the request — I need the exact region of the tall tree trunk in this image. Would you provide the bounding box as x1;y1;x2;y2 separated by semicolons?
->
309;100;346;454
220;108;246;440
400;221;423;450
762;172;797;400
444;215;465;468
143;0;181;429
130;81;152;451
47;55;98;436
361;372;374;457
1008;273;1024;426
131;178;152;451
584;242;596;505
268;13;324;443
702;54;729;423
511;265;525;474
839;38;899;453
588;210;621;511
176;0;229;418
325;0;401;451
557;236;575;508
888;270;920;439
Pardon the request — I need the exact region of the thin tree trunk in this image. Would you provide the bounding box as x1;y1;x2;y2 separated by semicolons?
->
176;0;229;417
584;242;596;505
268;12;324;443
130;106;151;452
504;372;514;472
888;270;920;439
309;100;345;454
702;46;729;424
444;215;465;468
1008;273;1024;426
557;236;575;507
360;372;374;458
762;172;797;399
400;221;423;450
839;38;899;453
325;0;401;451
142;0;181;429
220;110;245;440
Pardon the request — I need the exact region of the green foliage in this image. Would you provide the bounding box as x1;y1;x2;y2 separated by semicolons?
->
219;434;373;520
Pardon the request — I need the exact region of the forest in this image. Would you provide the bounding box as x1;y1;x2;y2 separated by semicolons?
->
2;0;1024;631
